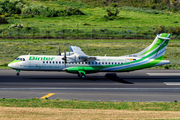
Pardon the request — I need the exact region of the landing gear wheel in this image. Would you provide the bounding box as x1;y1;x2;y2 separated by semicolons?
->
80;73;86;79
16;72;19;76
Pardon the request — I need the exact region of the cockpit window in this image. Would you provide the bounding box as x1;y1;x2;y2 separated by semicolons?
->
16;58;25;61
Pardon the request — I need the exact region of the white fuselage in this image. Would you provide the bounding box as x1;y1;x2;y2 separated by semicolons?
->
9;54;140;71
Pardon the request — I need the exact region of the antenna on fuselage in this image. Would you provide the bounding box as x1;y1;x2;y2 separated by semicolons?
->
28;53;30;55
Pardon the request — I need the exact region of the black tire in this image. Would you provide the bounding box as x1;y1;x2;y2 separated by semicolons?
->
80;73;86;79
16;73;19;76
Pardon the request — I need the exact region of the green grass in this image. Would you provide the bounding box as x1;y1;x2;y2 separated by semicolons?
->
5;8;180;28
0;98;180;111
1;1;180;31
1;1;180;39
1;39;180;69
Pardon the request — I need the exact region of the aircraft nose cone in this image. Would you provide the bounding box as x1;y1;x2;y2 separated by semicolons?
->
8;63;13;68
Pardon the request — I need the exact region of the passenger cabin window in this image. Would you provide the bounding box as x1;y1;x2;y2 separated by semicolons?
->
43;61;45;64
46;61;48;64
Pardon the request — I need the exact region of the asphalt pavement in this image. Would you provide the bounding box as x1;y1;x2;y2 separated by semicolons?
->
1;69;180;102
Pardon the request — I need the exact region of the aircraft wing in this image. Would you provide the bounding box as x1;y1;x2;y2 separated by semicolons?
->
69;46;96;61
70;46;87;57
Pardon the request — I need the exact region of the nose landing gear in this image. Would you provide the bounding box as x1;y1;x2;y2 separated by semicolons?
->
16;70;20;76
16;72;19;76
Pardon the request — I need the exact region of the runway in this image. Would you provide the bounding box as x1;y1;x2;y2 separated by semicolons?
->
1;69;180;102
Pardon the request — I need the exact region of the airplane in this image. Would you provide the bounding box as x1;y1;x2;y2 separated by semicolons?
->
8;33;171;79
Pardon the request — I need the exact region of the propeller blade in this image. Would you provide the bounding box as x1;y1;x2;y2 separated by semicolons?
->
59;45;61;55
64;50;66;68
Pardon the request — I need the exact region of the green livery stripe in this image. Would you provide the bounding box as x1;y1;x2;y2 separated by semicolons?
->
66;66;104;73
140;38;164;56
98;42;168;72
66;42;168;73
135;38;169;62
66;55;164;73
8;60;21;65
65;33;171;73
140;33;170;56
119;56;164;72
155;40;169;60
125;42;167;65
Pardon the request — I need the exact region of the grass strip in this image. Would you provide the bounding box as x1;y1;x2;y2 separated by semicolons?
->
0;98;180;111
1;107;180;119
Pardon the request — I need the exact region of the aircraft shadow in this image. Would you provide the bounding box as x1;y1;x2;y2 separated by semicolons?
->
105;73;134;84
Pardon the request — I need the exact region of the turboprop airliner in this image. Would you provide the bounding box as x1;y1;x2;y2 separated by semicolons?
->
8;33;171;78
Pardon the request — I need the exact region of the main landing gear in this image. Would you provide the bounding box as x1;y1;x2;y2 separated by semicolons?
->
16;70;20;76
78;71;86;79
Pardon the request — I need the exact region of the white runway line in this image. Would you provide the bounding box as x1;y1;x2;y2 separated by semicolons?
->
164;82;180;85
1;88;180;90
147;73;180;76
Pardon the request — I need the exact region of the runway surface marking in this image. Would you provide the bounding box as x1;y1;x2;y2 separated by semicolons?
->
164;82;180;85
40;93;55;99
2;88;180;90
147;73;180;76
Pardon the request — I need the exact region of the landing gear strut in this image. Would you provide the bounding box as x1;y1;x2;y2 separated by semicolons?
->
16;70;20;76
78;71;86;79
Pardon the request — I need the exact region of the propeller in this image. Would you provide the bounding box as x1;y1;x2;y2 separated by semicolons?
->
62;50;67;68
58;45;61;55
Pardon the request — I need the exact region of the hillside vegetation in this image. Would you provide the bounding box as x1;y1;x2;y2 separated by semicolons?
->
0;0;180;39
76;0;180;12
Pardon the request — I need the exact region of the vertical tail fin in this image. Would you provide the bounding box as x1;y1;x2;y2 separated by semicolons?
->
132;33;171;60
